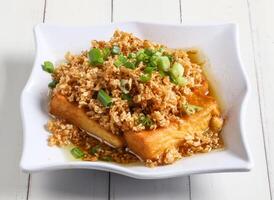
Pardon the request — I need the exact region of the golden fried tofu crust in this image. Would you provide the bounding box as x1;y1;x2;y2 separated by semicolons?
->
49;94;126;148
124;94;220;162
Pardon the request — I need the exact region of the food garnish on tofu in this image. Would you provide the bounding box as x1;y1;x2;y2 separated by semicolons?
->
42;30;224;166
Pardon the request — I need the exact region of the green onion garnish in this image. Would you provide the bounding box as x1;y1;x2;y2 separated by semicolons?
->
128;52;136;59
165;54;174;63
170;62;184;77
144;48;155;56
102;48;111;59
88;48;104;66
168;62;186;85
144;66;156;74
183;102;203;115
111;45;120;55
114;60;122;68
140;73;151;83
136;49;149;63
100;156;112;162
138;114;153;128
124;61;136;69
70;147;84;159
114;55;127;67
157;56;170;72
177;76;188;86
48;79;58;89
149;54;160;67
42;61;54;73
121;93;132;101
114;55;136;69
158;47;165;53
97;89;112;107
89;145;100;155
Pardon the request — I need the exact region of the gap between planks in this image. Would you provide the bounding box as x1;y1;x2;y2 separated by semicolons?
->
246;0;273;198
26;0;47;199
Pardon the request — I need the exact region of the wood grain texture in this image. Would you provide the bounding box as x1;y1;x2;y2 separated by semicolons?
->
0;0;44;199
45;0;111;25
111;1;190;199
247;0;274;197
28;0;111;199
113;0;180;23
1;0;271;199
28;171;109;200
181;0;271;199
110;174;190;200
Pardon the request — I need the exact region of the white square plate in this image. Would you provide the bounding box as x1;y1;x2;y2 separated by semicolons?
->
20;22;253;179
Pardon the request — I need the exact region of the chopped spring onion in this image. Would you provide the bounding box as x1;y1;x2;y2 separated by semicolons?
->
144;48;155;56
100;156;112;162
111;45;120;55
114;55;127;67
97;89;112;107
138;114;153;128
114;55;136;69
144;66;156;74
128;52;136;59
88;48;104;66
89;145;100;155
136;49;149;63
42;61;54;73
149;54;160;67
158;47;165;53
157;56;170;72
169;62;186;85
70;147;84;159
48;79;58;89
114;60;122;68
183;102;203;115
158;70;167;77
124;61;136;69
166;54;174;63
177;76;188;86
121;93;132;101
140;73;151;83
102;48;111;59
170;62;184;77
136;50;145;62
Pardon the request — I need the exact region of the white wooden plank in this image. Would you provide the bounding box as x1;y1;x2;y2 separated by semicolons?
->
111;1;189;200
180;0;271;199
110;174;190;200
28;0;111;199
28;171;109;200
45;0;111;25
0;0;44;199
113;0;181;23
247;0;274;197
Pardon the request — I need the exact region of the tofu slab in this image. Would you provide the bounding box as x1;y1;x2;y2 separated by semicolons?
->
49;93;220;163
124;95;219;161
49;94;126;148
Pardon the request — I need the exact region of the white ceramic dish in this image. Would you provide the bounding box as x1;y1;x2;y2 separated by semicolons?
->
20;22;253;179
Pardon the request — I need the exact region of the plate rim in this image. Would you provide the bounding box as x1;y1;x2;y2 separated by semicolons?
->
20;21;253;179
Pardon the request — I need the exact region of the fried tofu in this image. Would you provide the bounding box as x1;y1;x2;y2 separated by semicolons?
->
49;94;126;148
49;93;220;163
124;95;220;161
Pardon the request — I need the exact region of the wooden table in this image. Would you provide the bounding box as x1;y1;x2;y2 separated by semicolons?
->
0;0;273;199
